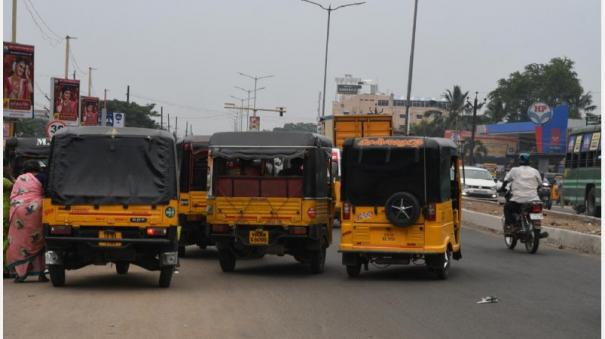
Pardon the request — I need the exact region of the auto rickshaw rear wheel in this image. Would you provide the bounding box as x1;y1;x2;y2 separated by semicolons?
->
309;239;327;274
159;266;174;288
426;249;451;280
48;265;65;287
115;262;130;275
346;263;361;277
218;248;236;272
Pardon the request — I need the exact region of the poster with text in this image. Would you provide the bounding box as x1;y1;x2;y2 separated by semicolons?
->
80;96;100;126
51;78;80;126
3;42;34;119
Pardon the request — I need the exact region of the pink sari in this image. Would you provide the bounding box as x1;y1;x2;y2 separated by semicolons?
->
6;173;45;278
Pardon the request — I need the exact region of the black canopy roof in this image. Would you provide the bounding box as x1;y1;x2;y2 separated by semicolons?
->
209;132;332;160
344;136;457;153
54;126;175;140
178;135;211;147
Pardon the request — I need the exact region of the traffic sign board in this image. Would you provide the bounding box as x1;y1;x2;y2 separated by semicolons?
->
46;120;67;139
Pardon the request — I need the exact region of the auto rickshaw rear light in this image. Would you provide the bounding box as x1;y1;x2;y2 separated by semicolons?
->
531;203;543;213
425;204;436;221
343;202;351;220
50;225;72;235
212;224;230;233
146;227;167;237
289;226;307;235
307;208;317;219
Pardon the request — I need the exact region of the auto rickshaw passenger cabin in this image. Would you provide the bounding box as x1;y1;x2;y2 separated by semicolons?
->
207;131;334;273
177;135;211;256
339;136;462;279
43;127;179;287
4;137;50;177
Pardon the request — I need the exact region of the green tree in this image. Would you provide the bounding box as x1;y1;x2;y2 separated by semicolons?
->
462;139;488;163
14;119;47;137
273;122;317;133
486;57;593;122
105;100;160;128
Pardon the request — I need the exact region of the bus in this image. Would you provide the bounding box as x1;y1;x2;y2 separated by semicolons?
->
562;125;601;217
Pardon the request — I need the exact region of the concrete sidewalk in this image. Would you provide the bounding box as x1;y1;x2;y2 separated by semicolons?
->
463;209;601;255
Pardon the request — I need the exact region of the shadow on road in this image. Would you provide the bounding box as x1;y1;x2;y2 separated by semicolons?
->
61;272;162;290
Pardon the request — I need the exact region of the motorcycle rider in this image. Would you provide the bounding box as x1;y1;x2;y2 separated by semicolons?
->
498;153;542;233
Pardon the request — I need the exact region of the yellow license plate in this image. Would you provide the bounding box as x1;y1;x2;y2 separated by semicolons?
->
249;230;269;245
99;230;122;247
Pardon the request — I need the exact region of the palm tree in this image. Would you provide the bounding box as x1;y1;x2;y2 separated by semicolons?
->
443;85;471;132
462;139;488;164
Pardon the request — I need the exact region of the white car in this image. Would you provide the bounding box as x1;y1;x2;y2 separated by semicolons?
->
461;166;498;199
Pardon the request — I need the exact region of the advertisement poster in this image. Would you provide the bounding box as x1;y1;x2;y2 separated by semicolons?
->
581;133;592;152
249;116;260;131
3;42;34;119
80;96;100;126
51;78;80;126
113;112;125;128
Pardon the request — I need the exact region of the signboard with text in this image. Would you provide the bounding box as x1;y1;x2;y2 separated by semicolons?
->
337;84;362;95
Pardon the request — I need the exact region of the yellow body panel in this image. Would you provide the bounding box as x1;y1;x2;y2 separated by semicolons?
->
333;179;342;213
208;197;332;226
179;191;208;217
322;115;393;149
42;198;179;228
340;200;461;254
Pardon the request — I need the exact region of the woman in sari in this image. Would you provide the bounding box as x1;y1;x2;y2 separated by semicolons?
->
6;160;48;282
3;164;14;278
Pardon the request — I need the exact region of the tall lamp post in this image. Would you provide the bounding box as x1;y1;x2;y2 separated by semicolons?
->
466;91;486;165
236;86;264;130
238;72;274;112
301;0;365;118
404;0;419;136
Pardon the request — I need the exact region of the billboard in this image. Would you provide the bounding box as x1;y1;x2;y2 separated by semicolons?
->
3;42;34;119
337;84;361;95
51;78;80;125
80;96;100;126
249;116;260;131
113;112;125;128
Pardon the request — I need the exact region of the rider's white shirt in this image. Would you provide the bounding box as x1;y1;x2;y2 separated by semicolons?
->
504;165;541;203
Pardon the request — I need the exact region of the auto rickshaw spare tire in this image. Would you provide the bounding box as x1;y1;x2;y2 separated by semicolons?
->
218;248;236;273
385;192;421;227
48;265;65;287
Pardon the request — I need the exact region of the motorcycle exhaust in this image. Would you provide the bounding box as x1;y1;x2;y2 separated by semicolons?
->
539;232;549;239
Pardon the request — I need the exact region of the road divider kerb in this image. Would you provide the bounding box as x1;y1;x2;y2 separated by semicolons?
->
462;209;601;255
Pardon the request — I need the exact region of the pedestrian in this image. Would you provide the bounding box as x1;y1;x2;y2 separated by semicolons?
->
3;164;15;278
6;160;48;283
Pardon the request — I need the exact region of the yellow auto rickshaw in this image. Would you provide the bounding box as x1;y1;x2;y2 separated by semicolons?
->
43;127;179;287
177;135;212;256
207;131;334;273
339;136;462;279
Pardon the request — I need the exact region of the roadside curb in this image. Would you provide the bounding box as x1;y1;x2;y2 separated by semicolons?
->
462;209;601;255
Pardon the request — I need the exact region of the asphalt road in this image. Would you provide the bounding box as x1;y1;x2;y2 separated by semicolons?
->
4;227;600;339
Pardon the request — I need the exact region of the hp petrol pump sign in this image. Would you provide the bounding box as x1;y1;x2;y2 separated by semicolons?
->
528;102;552;125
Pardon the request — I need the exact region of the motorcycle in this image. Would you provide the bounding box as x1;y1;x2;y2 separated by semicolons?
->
538;179;552;210
501;186;549;254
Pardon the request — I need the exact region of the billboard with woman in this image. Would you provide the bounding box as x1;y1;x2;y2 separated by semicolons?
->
51;78;80;125
3;42;34;119
80;96;100;126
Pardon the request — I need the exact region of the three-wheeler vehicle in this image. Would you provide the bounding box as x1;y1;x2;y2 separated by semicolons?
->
207;132;334;273
4;137;50;177
177;135;212;257
43;127;179;287
339;136;462;279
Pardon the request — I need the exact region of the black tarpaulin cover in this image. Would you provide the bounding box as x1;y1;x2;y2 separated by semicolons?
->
47;127;177;205
5;137;51;158
209;131;332;160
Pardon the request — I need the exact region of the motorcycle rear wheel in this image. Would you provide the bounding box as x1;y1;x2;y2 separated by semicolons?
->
525;229;540;254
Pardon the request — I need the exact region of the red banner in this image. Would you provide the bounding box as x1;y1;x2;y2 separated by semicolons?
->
3;42;34;118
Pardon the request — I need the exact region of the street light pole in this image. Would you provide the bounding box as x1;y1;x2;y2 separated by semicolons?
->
301;0;365;118
238;72;274;113
88;66;97;96
11;0;17;43
236;86;263;131
64;36;77;79
404;0;419;136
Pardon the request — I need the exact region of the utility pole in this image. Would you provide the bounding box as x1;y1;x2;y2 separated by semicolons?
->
236;86;263;131
174;116;178;139
301;0;365;117
185;121;188;136
404;0;419;136
102;89;109;126
72;70;76;80
12;0;17;42
190;124;193;135
88;67;97;96
160;106;164;130
238;73;274;113
126;85;130;104
167;113;171;132
64;36;77;79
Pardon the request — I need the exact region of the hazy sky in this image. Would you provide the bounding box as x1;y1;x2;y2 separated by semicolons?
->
3;0;601;135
